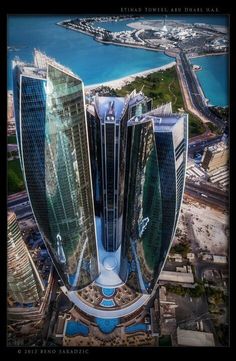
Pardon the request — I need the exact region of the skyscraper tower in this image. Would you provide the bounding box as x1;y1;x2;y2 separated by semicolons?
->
87;91;152;253
12;51;99;290
12;52;188;318
122;108;188;293
7;211;44;304
87;91;153;287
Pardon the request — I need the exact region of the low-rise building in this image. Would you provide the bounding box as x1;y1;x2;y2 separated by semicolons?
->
168;253;183;262
159;271;194;284
212;255;227;264
187;253;195;262
202;254;213;261
54;315;67;338
201;142;229;172
176;266;187;273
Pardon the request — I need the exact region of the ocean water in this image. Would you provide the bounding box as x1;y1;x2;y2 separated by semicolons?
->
191;55;229;106
7;15;172;89
7;15;229;106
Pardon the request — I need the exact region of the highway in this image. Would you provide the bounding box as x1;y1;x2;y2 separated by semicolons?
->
188;135;222;156
11;206;33;220
178;51;225;130
8;192;34;220
184;181;228;209
8;195;29;208
8;178;228;216
8;201;33;220
186;179;227;197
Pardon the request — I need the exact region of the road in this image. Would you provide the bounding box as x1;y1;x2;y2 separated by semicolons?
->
8;144;18;152
8;192;34;219
8;189;27;201
178;51;225;130
188;135;222;156
186;179;227;197
184;180;228;209
8;195;29;208
8;204;33;220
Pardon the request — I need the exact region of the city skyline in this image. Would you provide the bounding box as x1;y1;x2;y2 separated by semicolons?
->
6;13;229;348
12;50;188;316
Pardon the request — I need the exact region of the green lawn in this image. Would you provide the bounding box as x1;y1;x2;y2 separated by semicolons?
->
7;135;17;144
8;159;25;195
115;67;205;138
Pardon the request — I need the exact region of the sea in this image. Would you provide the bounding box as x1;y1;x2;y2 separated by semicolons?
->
190;55;229;107
7;15;229;106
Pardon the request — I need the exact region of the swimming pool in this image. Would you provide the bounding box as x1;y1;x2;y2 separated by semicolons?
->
66;320;89;336
95;318;119;334
102;288;115;297
68;274;76;286
125;323;147;333
100;298;115;307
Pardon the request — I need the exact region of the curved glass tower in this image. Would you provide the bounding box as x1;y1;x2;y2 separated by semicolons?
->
122;111;188;294
7;211;44;304
12;52;99;290
12;51;188;318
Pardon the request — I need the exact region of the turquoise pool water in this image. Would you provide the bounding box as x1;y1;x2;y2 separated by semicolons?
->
66;320;89;336
100;298;115;307
68;274;76;286
125;323;147;333
95;318;119;334
102;288;115;297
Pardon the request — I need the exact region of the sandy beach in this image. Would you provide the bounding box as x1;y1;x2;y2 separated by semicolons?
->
85;61;176;91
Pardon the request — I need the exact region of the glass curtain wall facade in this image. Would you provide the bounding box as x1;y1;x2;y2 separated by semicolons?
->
12;52;188;311
121;113;188;293
20;74;51;243
92;96;130;252
45;64;98;288
12;55;99;291
7;211;44;304
87;93;152;253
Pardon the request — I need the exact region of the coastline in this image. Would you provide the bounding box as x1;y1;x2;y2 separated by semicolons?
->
85;61;176;91
188;52;228;107
95;37;167;53
58;23;169;54
188;52;228;59
58;23;228;59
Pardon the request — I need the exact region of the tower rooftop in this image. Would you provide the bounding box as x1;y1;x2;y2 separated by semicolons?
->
95;96;128;123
